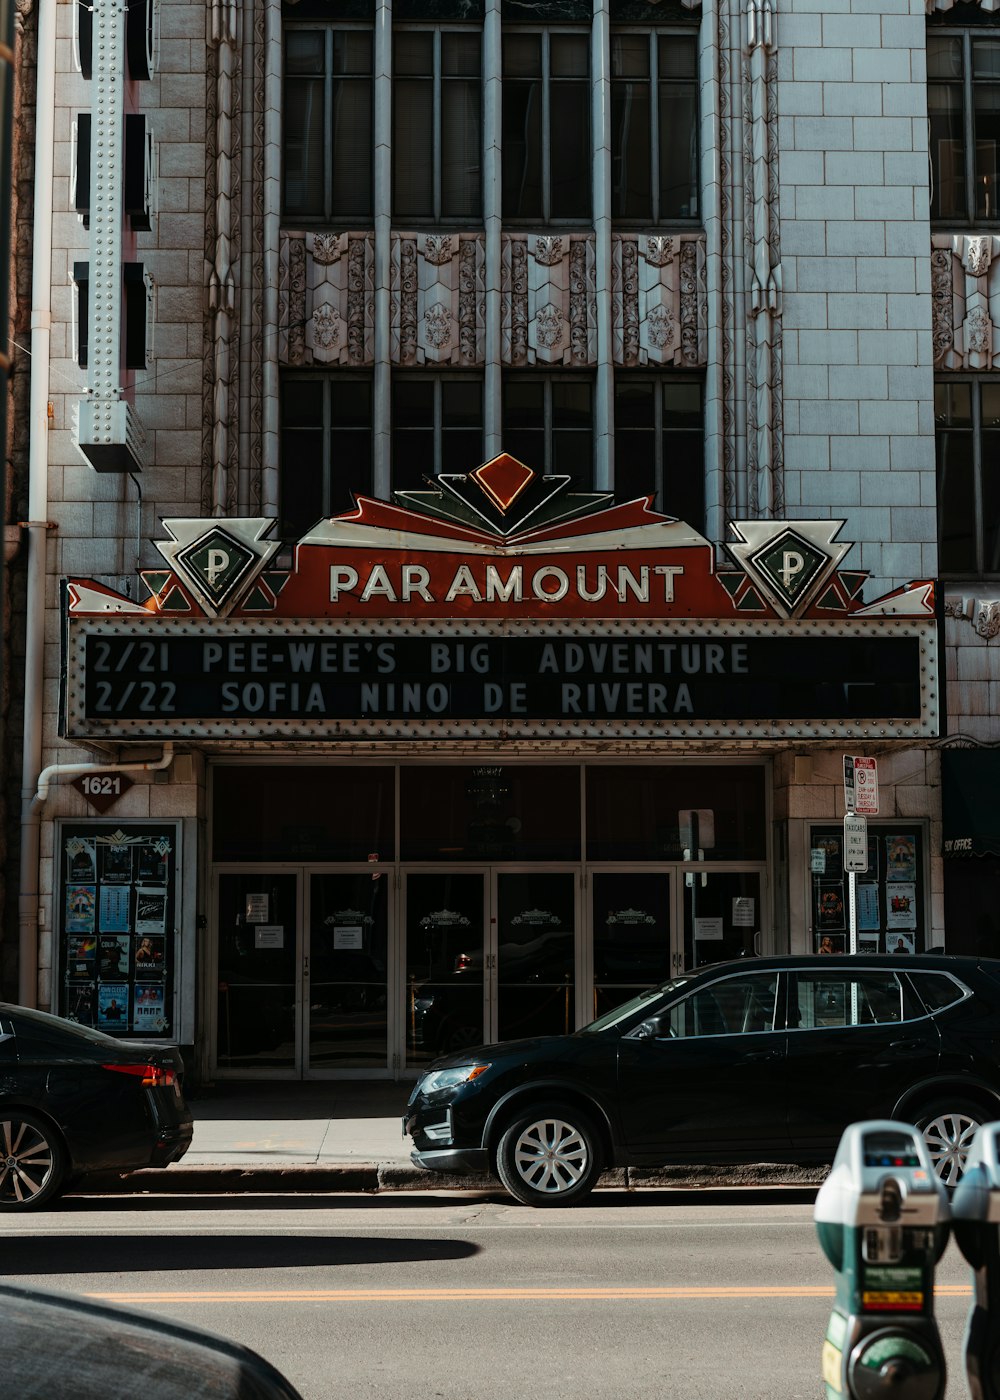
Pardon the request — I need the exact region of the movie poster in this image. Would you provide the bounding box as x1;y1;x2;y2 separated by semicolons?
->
65;982;95;1024
66;837;97;883
66;934;97;978
816;884;845;931
133;984;166;1032
134;936;165;979
886;834;917;882
98;934;130;979
887;883;918;931
97;983;129;1028
101;840;134;883
99;883;131;933
135;887;167;935
65;885;96;933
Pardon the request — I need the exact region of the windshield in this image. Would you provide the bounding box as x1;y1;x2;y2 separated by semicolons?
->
577;976;692;1033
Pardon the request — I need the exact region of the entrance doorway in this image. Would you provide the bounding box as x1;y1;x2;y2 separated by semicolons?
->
213;864;763;1077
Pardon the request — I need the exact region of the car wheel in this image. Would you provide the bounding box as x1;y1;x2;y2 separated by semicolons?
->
915;1100;984;1187
0;1112;67;1210
496;1105;603;1207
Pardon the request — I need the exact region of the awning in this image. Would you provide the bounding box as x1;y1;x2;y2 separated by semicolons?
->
942;750;1000;857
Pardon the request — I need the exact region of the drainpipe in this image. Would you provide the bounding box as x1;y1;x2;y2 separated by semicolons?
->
32;743;175;811
17;0;56;1008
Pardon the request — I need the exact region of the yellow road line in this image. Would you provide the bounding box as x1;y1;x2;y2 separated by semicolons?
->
83;1285;974;1303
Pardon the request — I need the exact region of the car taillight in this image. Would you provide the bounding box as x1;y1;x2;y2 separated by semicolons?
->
454;953;471;971
102;1063;176;1088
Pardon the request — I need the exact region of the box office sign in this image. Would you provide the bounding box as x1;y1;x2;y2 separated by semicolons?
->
63;455;939;743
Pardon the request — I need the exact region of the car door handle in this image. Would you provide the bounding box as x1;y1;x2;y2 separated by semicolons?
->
742;1049;782;1063
889;1039;925;1053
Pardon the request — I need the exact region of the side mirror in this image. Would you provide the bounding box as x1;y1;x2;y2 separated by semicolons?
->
634;1014;669;1040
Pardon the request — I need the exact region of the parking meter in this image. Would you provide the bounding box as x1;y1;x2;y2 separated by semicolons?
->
814;1121;950;1400
951;1122;1000;1399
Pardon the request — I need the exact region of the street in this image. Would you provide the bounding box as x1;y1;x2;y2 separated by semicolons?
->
0;1186;976;1398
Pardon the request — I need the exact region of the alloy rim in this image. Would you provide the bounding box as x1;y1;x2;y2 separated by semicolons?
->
513;1118;588;1194
0;1120;54;1204
921;1111;980;1186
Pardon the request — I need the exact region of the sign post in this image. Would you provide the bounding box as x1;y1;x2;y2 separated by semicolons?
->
843;756;877;999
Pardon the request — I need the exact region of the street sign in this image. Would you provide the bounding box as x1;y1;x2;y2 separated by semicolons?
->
844;755;878;815
844;812;868;873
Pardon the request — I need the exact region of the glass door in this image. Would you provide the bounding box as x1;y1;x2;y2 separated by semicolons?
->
495;872;577;1041
683;870;763;969
590;871;674;1020
307;871;389;1071
404;871;487;1068
216;871;300;1072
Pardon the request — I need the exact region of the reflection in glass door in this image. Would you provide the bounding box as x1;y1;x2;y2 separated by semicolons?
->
591;872;672;1019
405;873;486;1068
308;873;389;1070
496;873;576;1041
684;871;762;968
217;872;299;1070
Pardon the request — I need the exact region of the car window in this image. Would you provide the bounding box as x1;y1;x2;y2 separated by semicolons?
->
668;972;779;1039
792;971;910;1029
908;972;969;1015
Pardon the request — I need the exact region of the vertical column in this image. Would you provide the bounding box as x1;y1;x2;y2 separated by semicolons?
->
261;0;282;515
483;0;502;459
373;0;393;498
209;0;238;516
592;0;612;490
701;0;727;544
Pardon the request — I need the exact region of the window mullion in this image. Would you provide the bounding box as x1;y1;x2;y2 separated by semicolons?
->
434;378;443;472
965;35;977;224
325;30;335;220
434;31;443;221
544;380;553;472
542;30;551;223
323;379;334;517
650;34;660;225
973;381;985;574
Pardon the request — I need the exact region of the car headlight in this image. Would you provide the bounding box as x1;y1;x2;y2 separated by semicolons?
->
420;1064;491;1094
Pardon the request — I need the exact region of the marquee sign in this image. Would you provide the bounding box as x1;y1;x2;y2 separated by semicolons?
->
64;454;939;743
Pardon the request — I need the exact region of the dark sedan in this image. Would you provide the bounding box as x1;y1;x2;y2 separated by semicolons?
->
0;1002;193;1210
403;954;1000;1206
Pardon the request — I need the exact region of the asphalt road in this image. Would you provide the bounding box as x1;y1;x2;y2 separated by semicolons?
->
0;1186;976;1399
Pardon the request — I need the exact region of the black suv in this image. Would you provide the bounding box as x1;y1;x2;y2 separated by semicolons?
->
403;955;1000;1206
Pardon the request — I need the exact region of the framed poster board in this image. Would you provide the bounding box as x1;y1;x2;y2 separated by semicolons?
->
808;822;926;956
58;822;179;1037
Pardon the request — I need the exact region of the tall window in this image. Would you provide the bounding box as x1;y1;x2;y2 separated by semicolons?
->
392;376;484;491
283;28;373;221
393;30;482;222
611;31;698;223
935;379;1000;577
280;375;373;539
502;30;591;222
502;376;593;483
614;378;704;529
928;28;1000;224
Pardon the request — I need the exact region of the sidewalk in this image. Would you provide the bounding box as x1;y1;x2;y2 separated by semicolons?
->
83;1079;826;1199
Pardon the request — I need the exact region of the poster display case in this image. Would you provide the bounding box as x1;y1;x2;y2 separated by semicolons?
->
808;822;925;956
59;822;179;1036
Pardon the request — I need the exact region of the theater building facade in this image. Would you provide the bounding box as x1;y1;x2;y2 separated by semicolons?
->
13;0;994;1080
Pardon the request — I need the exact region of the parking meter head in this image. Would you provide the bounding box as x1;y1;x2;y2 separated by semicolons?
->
952;1123;1000;1269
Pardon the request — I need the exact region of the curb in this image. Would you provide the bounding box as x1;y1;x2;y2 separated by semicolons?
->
73;1161;828;1198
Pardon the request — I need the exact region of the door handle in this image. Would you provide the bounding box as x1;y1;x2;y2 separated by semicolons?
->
742;1049;782;1063
889;1039;924;1053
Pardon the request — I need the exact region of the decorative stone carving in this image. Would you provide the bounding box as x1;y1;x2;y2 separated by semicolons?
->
502;234;596;367
278;231;375;366
390;232;484;366
930;234;1000;370
611;232;707;367
946;595;1000;639
926;0;999;11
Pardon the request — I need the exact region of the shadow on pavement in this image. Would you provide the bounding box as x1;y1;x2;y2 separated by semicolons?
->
0;1233;481;1275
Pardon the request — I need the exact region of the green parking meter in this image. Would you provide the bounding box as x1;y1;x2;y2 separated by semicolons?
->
814;1120;950;1400
952;1122;1000;1399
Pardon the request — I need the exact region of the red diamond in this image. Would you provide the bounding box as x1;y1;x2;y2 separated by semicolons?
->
472;454;535;514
